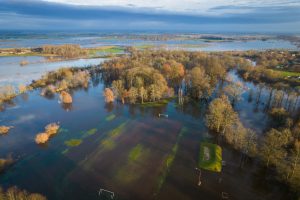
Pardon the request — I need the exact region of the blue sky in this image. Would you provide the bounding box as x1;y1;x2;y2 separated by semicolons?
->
0;0;300;33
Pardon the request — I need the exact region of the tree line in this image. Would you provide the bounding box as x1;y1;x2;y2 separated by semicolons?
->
206;94;300;197
41;44;88;58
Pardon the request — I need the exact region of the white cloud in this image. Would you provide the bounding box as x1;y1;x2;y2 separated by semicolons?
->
42;0;300;15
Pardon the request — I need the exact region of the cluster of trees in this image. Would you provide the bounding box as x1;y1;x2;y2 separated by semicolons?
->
102;50;246;104
31;68;90;96
232;50;300;70
206;95;257;157
0;68;91;110
0;186;46;200
0;126;13;135
0;84;28;103
35;123;60;144
232;50;300;87
206;94;300;195
259;116;300;194
245;82;300;113
0;85;17;103
238;64;290;85
41;44;87;58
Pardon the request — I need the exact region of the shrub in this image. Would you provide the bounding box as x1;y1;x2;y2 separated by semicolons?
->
103;88;114;103
18;84;27;94
60;91;72;103
71;71;90;88
19;60;29;66
35;123;60;144
40;85;56;97
35;133;49;144
56;80;68;92
32;68;90;92
45;123;60;136
0;186;47;200
0;126;13;135
0;85;17;102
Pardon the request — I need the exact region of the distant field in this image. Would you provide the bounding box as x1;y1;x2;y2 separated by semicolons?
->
276;70;300;77
134;44;155;50
89;46;124;55
198;142;222;172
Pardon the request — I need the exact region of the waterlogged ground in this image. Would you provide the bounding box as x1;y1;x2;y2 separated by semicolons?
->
0;56;107;86
0;33;298;50
0;34;298;86
0;75;294;200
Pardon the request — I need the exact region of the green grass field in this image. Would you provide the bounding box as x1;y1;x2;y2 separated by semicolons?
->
273;69;300;77
88;46;124;56
134;44;155;50
198;142;222;172
64;139;82;147
156;127;188;192
105;114;116;121
128;144;144;162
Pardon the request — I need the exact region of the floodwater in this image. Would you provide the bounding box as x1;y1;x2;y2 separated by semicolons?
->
0;56;107;86
0;34;297;86
0;33;298;50
0;70;295;200
0;34;298;199
184;39;297;51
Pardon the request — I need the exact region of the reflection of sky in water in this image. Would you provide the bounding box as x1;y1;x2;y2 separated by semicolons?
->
0;35;296;199
189;40;297;51
0;35;298;50
0;37;297;87
227;70;299;134
0;76;291;200
0;57;107;86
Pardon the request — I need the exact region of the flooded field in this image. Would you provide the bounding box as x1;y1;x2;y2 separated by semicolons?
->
0;33;299;199
0;34;297;87
0;33;298;50
1;0;300;198
0;70;294;200
0;56;106;86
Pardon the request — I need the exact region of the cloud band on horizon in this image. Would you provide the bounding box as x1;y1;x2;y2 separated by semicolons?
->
0;0;299;33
